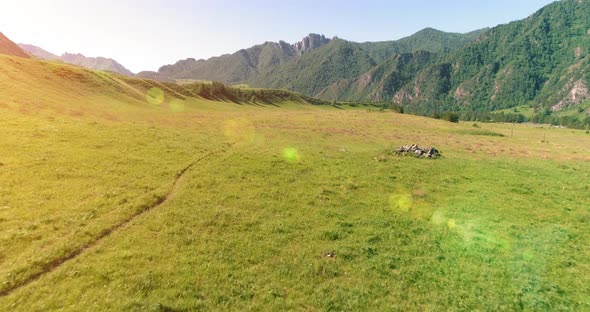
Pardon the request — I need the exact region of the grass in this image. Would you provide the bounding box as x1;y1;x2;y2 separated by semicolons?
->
0;55;589;311
452;129;506;137
553;99;590;119
494;105;536;118
495;102;590;121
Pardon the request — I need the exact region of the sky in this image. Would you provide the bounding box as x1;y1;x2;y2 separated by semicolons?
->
0;0;556;73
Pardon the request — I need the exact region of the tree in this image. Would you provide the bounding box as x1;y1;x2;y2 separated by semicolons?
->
442;112;460;123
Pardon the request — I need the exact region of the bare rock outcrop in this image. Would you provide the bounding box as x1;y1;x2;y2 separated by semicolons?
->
395;144;441;159
552;79;590;111
293;34;331;55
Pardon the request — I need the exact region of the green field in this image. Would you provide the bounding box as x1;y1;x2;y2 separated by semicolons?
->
1;55;589;311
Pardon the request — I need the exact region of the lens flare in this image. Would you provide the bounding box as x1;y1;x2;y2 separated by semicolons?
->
447;219;456;229
522;250;534;261
389;193;413;212
431;211;511;251
146;87;165;105
282;147;300;163
169;99;185;112
431;210;446;225
223;118;256;146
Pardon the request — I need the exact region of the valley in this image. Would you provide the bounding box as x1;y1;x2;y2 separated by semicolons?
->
1;0;589;310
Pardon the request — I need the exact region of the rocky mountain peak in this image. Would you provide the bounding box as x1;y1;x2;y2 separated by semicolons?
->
293;34;331;55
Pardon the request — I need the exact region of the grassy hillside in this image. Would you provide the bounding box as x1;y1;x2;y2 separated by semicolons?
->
0;54;323;117
0;54;331;299
0;55;589;311
0;33;30;58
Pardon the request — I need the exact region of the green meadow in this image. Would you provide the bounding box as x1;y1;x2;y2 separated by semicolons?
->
0;55;589;311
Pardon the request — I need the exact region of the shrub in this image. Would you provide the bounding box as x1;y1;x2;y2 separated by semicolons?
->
390;105;404;114
442;112;460;123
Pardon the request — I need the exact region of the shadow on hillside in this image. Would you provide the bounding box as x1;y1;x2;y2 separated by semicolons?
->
158;81;328;107
116;76;330;108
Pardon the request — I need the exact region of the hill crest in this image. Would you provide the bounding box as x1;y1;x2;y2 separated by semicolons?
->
0;32;30;58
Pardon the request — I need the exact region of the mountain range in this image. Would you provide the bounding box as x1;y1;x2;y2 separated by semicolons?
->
136;33;335;83
136;28;486;97
3;0;590;120
134;0;589;117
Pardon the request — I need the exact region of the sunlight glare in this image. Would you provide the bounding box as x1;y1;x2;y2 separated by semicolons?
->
146;87;165;105
282;147;300;163
389;192;413;212
223;118;256;146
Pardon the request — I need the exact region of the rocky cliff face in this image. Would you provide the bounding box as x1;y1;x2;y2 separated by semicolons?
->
292;34;331;55
552;79;590;111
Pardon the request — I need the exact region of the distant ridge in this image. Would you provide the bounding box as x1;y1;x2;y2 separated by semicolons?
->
137;29;480;93
18;43;59;60
249;29;483;97
0;32;30;58
18;44;134;76
60;53;134;76
136;33;334;83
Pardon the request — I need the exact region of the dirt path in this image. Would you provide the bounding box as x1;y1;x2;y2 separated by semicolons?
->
0;151;216;297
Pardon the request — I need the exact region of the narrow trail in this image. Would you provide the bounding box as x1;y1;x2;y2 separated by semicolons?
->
0;150;219;298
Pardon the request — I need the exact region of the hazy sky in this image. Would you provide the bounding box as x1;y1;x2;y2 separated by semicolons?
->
0;0;556;73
